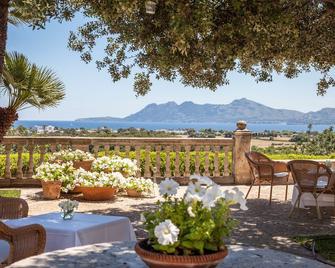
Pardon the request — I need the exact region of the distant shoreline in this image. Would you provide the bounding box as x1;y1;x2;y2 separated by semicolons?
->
14;120;333;132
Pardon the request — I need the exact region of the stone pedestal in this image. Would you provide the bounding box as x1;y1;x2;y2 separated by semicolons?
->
233;122;252;185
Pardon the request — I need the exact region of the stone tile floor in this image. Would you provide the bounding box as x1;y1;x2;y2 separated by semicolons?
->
13;185;335;259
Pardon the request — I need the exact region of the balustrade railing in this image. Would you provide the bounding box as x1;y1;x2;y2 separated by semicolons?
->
0;136;235;186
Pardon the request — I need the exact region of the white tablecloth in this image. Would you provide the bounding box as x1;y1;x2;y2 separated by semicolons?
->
0;212;136;262
291;185;335;208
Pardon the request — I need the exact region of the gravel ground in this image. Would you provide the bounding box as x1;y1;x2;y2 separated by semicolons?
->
10;185;335;259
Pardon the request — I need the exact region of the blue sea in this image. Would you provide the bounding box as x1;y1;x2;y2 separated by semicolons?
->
14;120;333;132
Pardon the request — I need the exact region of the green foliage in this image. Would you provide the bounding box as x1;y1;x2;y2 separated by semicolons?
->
14;1;335;96
301;127;335;155
0;189;21;198
143;197;236;255
1;52;65;111
0;150;232;177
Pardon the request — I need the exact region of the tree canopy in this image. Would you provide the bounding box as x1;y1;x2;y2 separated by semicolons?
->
14;0;335;96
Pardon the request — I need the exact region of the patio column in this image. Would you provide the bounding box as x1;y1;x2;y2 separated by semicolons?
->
233;121;252;184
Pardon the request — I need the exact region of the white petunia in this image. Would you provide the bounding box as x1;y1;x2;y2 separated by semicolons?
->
201;184;223;209
184;192;202;204
223;187;248;210
154;220;180;245
187;206;196;217
187;181;206;196
190;174;214;186
159;178;179;196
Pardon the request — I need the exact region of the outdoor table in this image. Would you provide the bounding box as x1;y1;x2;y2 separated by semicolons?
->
0;213;136;262
8;241;329;268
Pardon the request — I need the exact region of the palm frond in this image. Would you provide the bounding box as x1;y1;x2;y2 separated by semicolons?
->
1;52;65;112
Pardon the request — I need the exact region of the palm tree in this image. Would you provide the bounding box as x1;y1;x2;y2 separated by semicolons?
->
0;52;65;140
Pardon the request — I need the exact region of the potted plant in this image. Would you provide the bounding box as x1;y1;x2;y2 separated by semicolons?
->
49;149;95;171
58;200;79;220
34;162;76;199
92;156;139;177
124;177;155;197
74;169;125;201
135;177;248;268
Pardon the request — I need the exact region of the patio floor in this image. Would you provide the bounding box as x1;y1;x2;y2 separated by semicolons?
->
12;185;335;259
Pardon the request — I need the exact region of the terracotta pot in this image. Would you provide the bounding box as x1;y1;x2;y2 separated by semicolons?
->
80;187;117;201
135;239;228;268
41;180;61;200
68;186;83;194
73;160;93;171
126;189;142;197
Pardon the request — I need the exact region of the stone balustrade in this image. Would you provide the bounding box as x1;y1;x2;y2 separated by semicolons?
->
0;133;253;186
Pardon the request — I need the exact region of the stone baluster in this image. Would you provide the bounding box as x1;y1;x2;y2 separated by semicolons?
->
174;145;180;177
27;144;35;178
16;144;24;179
204;145;210;176
104;144;110;156
39;145;46;165
50;144;57;153
194;145;200;175
223;146;230;176
165;146;171;177
5;144;11;179
125;145;130;158
155;145;161;178
114;145;120;156
184;145;191;177
213;145;220;177
135;145;141;177
144;145;151;178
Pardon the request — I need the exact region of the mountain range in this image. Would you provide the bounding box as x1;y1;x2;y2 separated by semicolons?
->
76;98;335;124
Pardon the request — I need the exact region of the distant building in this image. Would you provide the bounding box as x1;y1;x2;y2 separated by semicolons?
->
32;125;56;134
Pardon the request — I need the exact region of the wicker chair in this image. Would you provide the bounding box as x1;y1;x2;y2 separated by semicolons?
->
0;221;46;267
287;160;333;219
0;197;28;219
245;152;290;204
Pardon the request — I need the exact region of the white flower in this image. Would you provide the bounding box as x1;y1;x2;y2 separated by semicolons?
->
190;174;214;186
140;213;146;222
201;184;223;209
159;178;179;196
187;206;196;217
154;220;180;245
223;187;248;210
184;192;202;204
187;181;206;196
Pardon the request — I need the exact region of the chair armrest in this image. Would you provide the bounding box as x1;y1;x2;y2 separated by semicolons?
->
0;223;46;266
272;161;289;173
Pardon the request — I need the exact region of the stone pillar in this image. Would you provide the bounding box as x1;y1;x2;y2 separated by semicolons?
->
233;121;252;184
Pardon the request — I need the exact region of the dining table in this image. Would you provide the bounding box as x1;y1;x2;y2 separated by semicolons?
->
0;212;136;262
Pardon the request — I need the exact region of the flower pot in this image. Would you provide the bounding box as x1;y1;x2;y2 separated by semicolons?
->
68;186;83;194
135;239;228;268
41;180;61;200
80;187;117;201
126;189;142;197
73;160;93;171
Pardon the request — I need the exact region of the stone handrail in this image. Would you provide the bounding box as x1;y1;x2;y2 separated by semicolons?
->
1;136;247;186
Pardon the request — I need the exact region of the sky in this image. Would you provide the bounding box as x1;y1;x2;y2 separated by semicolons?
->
5;16;335;121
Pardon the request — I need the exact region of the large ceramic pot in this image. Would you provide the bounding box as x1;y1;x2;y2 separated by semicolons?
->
135;239;228;268
73;160;93;171
41;180;61;200
126;189;142;197
80;187;117;201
